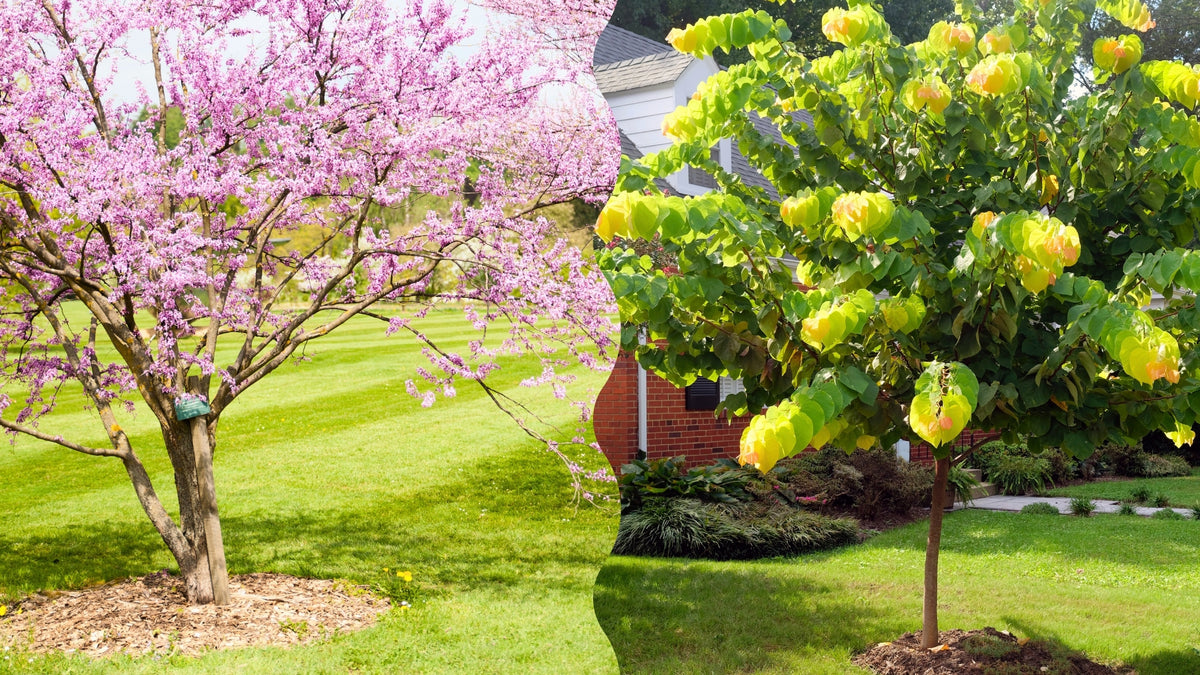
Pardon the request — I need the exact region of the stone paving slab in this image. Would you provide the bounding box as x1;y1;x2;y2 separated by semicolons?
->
966;495;1194;517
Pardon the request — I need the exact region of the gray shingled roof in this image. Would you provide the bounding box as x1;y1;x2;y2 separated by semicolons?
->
593;24;673;66
595;24;816;201
593;51;695;95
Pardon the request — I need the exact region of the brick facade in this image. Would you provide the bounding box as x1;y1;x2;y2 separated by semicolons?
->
593;352;753;471
593;352;1001;472
907;429;1002;465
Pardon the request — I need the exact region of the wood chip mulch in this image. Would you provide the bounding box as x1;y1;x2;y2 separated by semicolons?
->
853;627;1137;675
0;572;391;658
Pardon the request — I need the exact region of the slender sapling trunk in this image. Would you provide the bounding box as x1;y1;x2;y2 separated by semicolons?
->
922;455;950;649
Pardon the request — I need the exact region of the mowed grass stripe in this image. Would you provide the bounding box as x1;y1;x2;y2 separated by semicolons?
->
1;309;620;674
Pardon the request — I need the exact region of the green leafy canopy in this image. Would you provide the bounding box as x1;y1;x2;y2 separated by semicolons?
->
597;0;1200;468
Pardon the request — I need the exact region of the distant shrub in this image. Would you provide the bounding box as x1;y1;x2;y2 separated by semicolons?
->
966;441;1026;476
989;455;1052;496
1117;503;1138;516
1069;497;1096;517
967;440;1072;488
1042;447;1079;485
1020;502;1060;516
1094;445;1191;478
844;448;936;519
1142;454;1192;478
1095;444;1144;477
612;497;859;560
1151;508;1185;521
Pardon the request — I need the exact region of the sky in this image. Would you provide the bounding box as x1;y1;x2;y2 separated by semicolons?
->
103;0;507;106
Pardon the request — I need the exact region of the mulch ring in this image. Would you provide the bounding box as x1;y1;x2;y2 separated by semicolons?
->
0;572;391;658
853;627;1136;675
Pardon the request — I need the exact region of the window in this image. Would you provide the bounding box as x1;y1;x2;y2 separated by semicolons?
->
684;375;744;411
684;377;719;410
687;146;720;189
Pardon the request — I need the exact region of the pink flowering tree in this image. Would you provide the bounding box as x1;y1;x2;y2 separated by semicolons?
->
0;0;617;605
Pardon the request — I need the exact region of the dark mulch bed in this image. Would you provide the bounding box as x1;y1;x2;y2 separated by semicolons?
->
853;627;1136;675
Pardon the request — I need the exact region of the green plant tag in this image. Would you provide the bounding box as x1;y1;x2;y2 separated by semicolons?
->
175;398;211;421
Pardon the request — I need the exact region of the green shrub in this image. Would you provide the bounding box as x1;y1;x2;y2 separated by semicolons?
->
965;440;1026;476
1094;445;1192;478
762;447;934;520
1117;503;1138;516
967;440;1073;488
1152;508;1185;521
1020;502;1060;516
1192;503;1200;520
989;455;1052;496
1069;497;1096;517
1128;486;1152;503
618;457;753;513
1142;453;1192;478
612;497;860;560
1152;493;1172;508
1097;444;1146;477
844;448;935;518
613;498;747;558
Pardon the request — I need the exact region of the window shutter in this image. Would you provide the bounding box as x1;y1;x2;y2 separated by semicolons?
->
687;146;720;189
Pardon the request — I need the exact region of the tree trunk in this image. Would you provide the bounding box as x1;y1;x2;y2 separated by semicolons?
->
922;456;950;649
148;418;230;605
191;416;229;604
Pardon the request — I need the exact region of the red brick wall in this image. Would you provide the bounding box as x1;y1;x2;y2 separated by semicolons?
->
593;352;1001;471
908;429;1002;465
593;352;752;472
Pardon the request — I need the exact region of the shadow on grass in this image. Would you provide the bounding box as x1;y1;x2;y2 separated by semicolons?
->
1003;617;1200;675
0;447;617;604
0;522;168;601
594;556;895;674
1128;649;1200;675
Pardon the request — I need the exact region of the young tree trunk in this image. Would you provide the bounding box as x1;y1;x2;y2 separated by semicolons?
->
922;456;950;649
191;416;229;604
149;419;229;604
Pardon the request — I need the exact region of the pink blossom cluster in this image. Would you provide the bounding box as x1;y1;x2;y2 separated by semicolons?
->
0;0;618;490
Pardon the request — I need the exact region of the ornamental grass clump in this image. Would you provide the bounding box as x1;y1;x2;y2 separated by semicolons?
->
1070;498;1097;517
612;498;858;560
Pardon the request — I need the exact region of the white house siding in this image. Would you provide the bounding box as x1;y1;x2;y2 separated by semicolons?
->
605;83;677;157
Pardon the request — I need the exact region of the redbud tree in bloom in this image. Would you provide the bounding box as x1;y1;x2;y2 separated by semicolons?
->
0;0;618;605
596;0;1200;648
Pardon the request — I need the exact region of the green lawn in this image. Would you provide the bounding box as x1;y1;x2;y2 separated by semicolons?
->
593;509;1200;675
1046;469;1200;506
6;304;1200;674
0;305;620;674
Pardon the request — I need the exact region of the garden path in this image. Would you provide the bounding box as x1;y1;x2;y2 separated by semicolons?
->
965;495;1193;517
